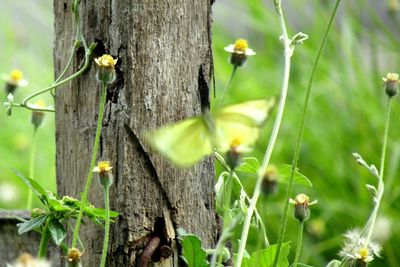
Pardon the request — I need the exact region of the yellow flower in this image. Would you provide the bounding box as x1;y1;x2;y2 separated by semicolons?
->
356;248;371;262
382;72;399;83
93;161;113;174
289;193;317;222
224;39;256;56
31;100;47;129
67;247;83;264
94;54;118;69
382;72;399;97
2;69;28;95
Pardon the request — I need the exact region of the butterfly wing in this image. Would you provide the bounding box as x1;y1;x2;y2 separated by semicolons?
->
214;99;274;151
147;117;213;167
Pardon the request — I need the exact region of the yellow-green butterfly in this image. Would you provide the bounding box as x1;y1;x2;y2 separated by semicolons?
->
147;98;274;167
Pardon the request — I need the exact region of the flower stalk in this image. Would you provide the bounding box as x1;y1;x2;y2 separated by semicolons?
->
273;0;341;265
71;81;108;248
234;1;293;265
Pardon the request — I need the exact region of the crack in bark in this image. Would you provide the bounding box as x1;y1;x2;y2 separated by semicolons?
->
123;124;173;210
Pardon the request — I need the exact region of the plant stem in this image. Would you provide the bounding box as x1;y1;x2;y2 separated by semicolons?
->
20;51;92;112
213;152;269;247
364;98;391;245
71;81;108;248
210;216;240;267
210;171;234;267
27;128;38;210
38;220;50;258
100;186;110;267
273;1;341;265
235;2;292;265
293;221;304;267
217;66;237;109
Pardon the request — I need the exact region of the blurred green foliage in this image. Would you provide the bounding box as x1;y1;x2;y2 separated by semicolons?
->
213;1;400;266
0;0;55;209
1;0;400;266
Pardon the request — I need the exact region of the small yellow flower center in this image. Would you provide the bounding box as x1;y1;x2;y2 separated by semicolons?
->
358;248;369;260
94;54;118;68
230;136;244;149
234;39;248;53
385;72;399;82
295;193;309;205
34;100;46;109
10;69;23;81
96;161;112;173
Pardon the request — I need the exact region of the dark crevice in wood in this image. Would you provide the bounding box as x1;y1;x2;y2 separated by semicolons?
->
123;124;173;210
198;64;210;111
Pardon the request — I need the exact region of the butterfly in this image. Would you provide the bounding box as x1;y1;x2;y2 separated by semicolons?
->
147;98;274;167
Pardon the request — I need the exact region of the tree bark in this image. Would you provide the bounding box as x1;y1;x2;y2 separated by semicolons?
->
54;1;216;266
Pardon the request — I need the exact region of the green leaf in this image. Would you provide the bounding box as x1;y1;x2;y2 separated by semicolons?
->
278;165;312;187
236;157;260;174
326;260;341;267
48;220;66;245
11;168;49;201
215;172;246;217
241;242;290;267
17;215;48;234
179;234;208;267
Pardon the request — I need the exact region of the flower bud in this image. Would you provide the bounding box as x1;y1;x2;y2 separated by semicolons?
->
382;72;399;97
31;100;46;129
93;161;113;188
225;137;249;170
94;54;117;84
261;165;279;196
289;193;317;222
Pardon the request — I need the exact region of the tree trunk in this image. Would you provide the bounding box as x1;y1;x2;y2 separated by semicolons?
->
54;1;216;266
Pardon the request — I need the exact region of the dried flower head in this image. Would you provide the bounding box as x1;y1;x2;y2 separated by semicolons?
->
67;247;83;267
289;193;317;222
94;54;117;84
382;72;399;97
224;39;256;67
339;229;381;266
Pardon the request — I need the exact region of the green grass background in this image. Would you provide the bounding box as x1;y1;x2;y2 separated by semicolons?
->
1;0;400;266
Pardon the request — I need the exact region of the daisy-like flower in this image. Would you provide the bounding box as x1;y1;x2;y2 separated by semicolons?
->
93;161;113;188
339;229;381;267
224;135;253;170
289;193;317;222
94;54;117;84
224;39;256;67
2;69;28;95
67;247;83;267
382;72;399;97
31;100;47;129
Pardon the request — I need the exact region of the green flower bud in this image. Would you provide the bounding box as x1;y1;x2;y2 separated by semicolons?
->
382;73;399;97
289;193;317;222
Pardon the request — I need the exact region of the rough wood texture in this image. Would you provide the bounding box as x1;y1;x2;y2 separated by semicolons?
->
0;211;60;263
54;1;216;266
